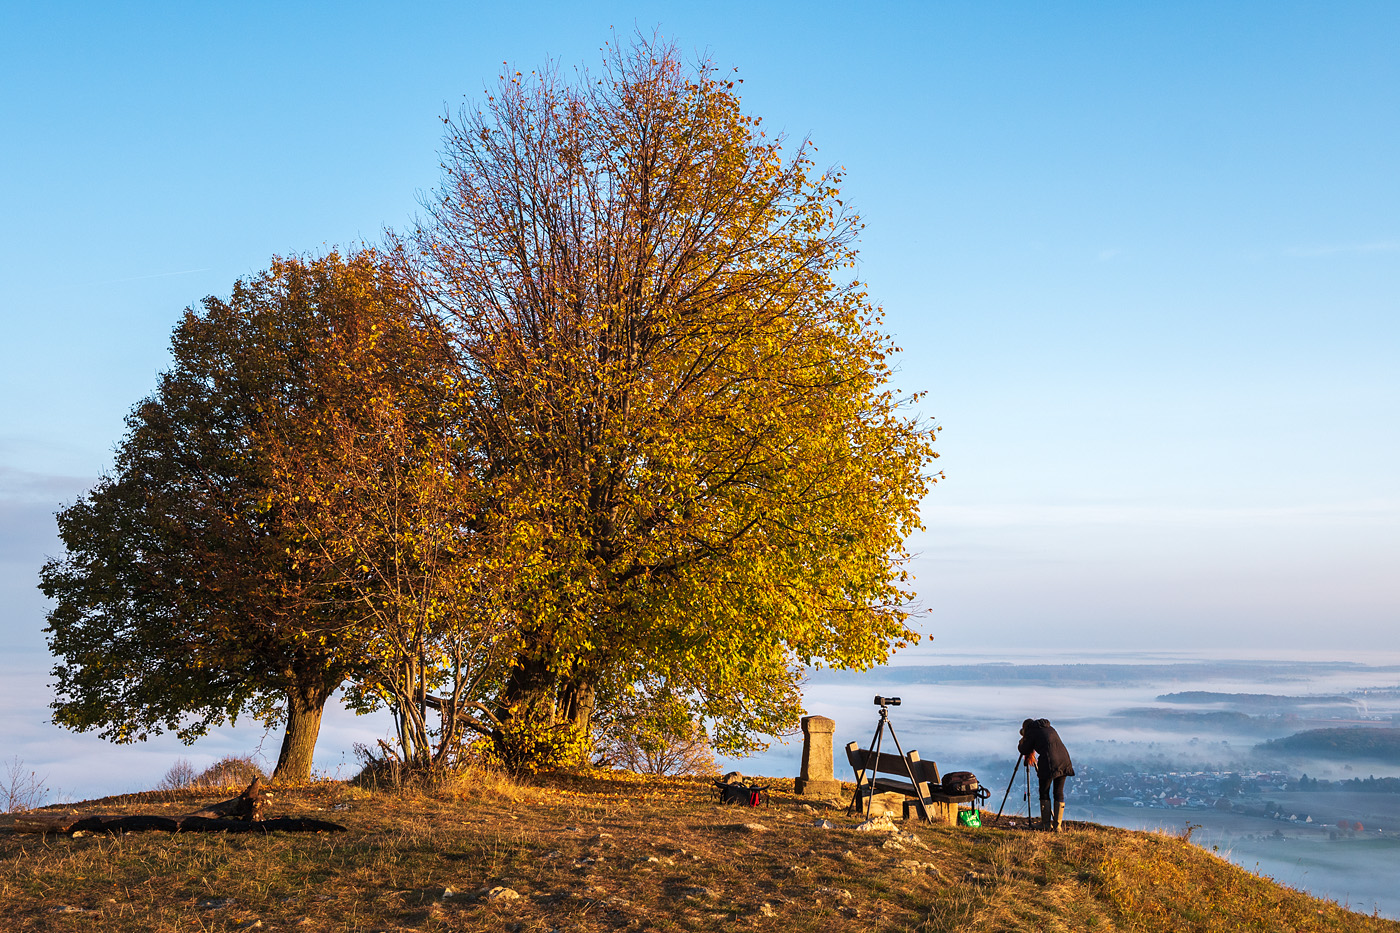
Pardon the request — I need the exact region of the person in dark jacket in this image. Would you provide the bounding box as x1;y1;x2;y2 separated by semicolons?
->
1018;718;1074;831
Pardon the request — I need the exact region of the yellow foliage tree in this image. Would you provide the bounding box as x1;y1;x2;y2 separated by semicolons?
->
407;35;940;763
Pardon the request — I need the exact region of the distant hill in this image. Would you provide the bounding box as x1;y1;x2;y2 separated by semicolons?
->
1112;707;1272;732
809;660;1400;687
1158;691;1357;712
1258;728;1400;763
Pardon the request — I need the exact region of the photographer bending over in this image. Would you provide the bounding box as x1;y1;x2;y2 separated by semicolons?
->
1018;718;1075;832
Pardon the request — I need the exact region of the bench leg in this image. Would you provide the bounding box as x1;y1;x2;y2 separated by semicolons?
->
911;796;933;823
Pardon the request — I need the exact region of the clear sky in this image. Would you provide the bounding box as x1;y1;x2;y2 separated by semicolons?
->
2;0;1396;683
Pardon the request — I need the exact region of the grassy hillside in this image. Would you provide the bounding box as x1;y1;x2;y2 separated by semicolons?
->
2;770;1397;932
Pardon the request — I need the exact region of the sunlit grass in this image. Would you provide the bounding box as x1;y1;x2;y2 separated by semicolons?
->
0;773;1395;931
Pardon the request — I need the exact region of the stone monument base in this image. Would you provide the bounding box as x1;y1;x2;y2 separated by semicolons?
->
794;777;842;797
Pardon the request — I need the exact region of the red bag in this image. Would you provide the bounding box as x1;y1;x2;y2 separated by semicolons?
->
715;781;769;807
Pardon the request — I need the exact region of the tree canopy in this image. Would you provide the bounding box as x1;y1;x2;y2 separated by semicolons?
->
407;36;939;761
40;251;476;781
260;255;512;770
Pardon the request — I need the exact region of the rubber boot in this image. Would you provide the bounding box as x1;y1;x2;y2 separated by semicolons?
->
1054;802;1065;832
1039;798;1052;831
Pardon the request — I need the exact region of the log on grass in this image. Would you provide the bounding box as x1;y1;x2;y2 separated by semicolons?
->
65;815;346;834
3;778;344;834
8;814;81;834
9;813;346;834
71;815;184;833
181;816;347;833
9;815;184;834
182;776;268;821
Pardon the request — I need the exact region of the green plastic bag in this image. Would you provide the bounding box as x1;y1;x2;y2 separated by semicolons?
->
958;809;982;828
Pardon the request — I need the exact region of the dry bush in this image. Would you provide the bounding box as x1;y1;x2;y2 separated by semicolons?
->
597;716;719;777
349;741;406;792
155;757;197;791
350;740;534;804
156;755;265;793
1;757;48;813
193;755;266;789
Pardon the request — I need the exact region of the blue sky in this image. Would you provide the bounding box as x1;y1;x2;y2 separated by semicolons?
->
1;1;1397;783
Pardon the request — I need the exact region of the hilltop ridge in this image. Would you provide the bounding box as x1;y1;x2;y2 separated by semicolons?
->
1;771;1397;931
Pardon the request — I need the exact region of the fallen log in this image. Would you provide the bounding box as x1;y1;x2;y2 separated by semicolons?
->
71;815;185;833
181;816;347;833
9;814;347;834
3;778;345;834
9;814;84;834
183;775;268;820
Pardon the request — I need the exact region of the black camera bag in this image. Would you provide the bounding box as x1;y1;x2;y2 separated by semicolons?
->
942;771;981;795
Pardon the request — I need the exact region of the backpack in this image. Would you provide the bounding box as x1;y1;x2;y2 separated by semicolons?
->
942;771;981;795
713;780;769;807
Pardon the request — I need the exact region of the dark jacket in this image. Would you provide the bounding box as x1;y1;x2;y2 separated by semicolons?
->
1018;718;1074;779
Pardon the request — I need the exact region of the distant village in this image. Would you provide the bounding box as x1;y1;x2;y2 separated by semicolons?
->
1067;765;1400;833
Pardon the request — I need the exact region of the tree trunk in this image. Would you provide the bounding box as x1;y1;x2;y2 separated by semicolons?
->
499;653;558;721
271;680;333;784
559;676;597;766
560;676;596;733
492;653;559;764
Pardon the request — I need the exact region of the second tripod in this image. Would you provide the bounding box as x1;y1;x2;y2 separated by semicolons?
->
846;695;932;823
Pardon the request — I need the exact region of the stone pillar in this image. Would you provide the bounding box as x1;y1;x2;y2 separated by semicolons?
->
795;715;841;797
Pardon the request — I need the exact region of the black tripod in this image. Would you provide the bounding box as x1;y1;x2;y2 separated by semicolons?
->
994;754;1034;822
845;698;930;822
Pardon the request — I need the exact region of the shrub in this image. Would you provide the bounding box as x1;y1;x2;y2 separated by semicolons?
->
193;755;266;789
157;755;265;793
485;706;593;776
157;757;197;791
350;742;405;792
349;741;528;803
595;700;719;777
1;757;48;814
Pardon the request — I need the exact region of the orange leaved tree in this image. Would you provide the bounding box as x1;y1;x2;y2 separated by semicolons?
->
41;251;503;781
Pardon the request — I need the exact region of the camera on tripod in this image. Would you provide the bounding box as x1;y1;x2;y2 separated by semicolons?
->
873;695;901;707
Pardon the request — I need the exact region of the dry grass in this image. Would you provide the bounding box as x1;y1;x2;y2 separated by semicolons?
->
0;771;1395;932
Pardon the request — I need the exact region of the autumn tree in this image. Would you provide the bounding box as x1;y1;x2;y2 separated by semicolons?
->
261;255;513;771
40;251;486;781
408;36;939;765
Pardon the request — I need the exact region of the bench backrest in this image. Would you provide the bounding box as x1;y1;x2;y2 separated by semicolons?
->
845;742;941;787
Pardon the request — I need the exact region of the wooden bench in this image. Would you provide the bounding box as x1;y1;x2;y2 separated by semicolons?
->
845;741;978;826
